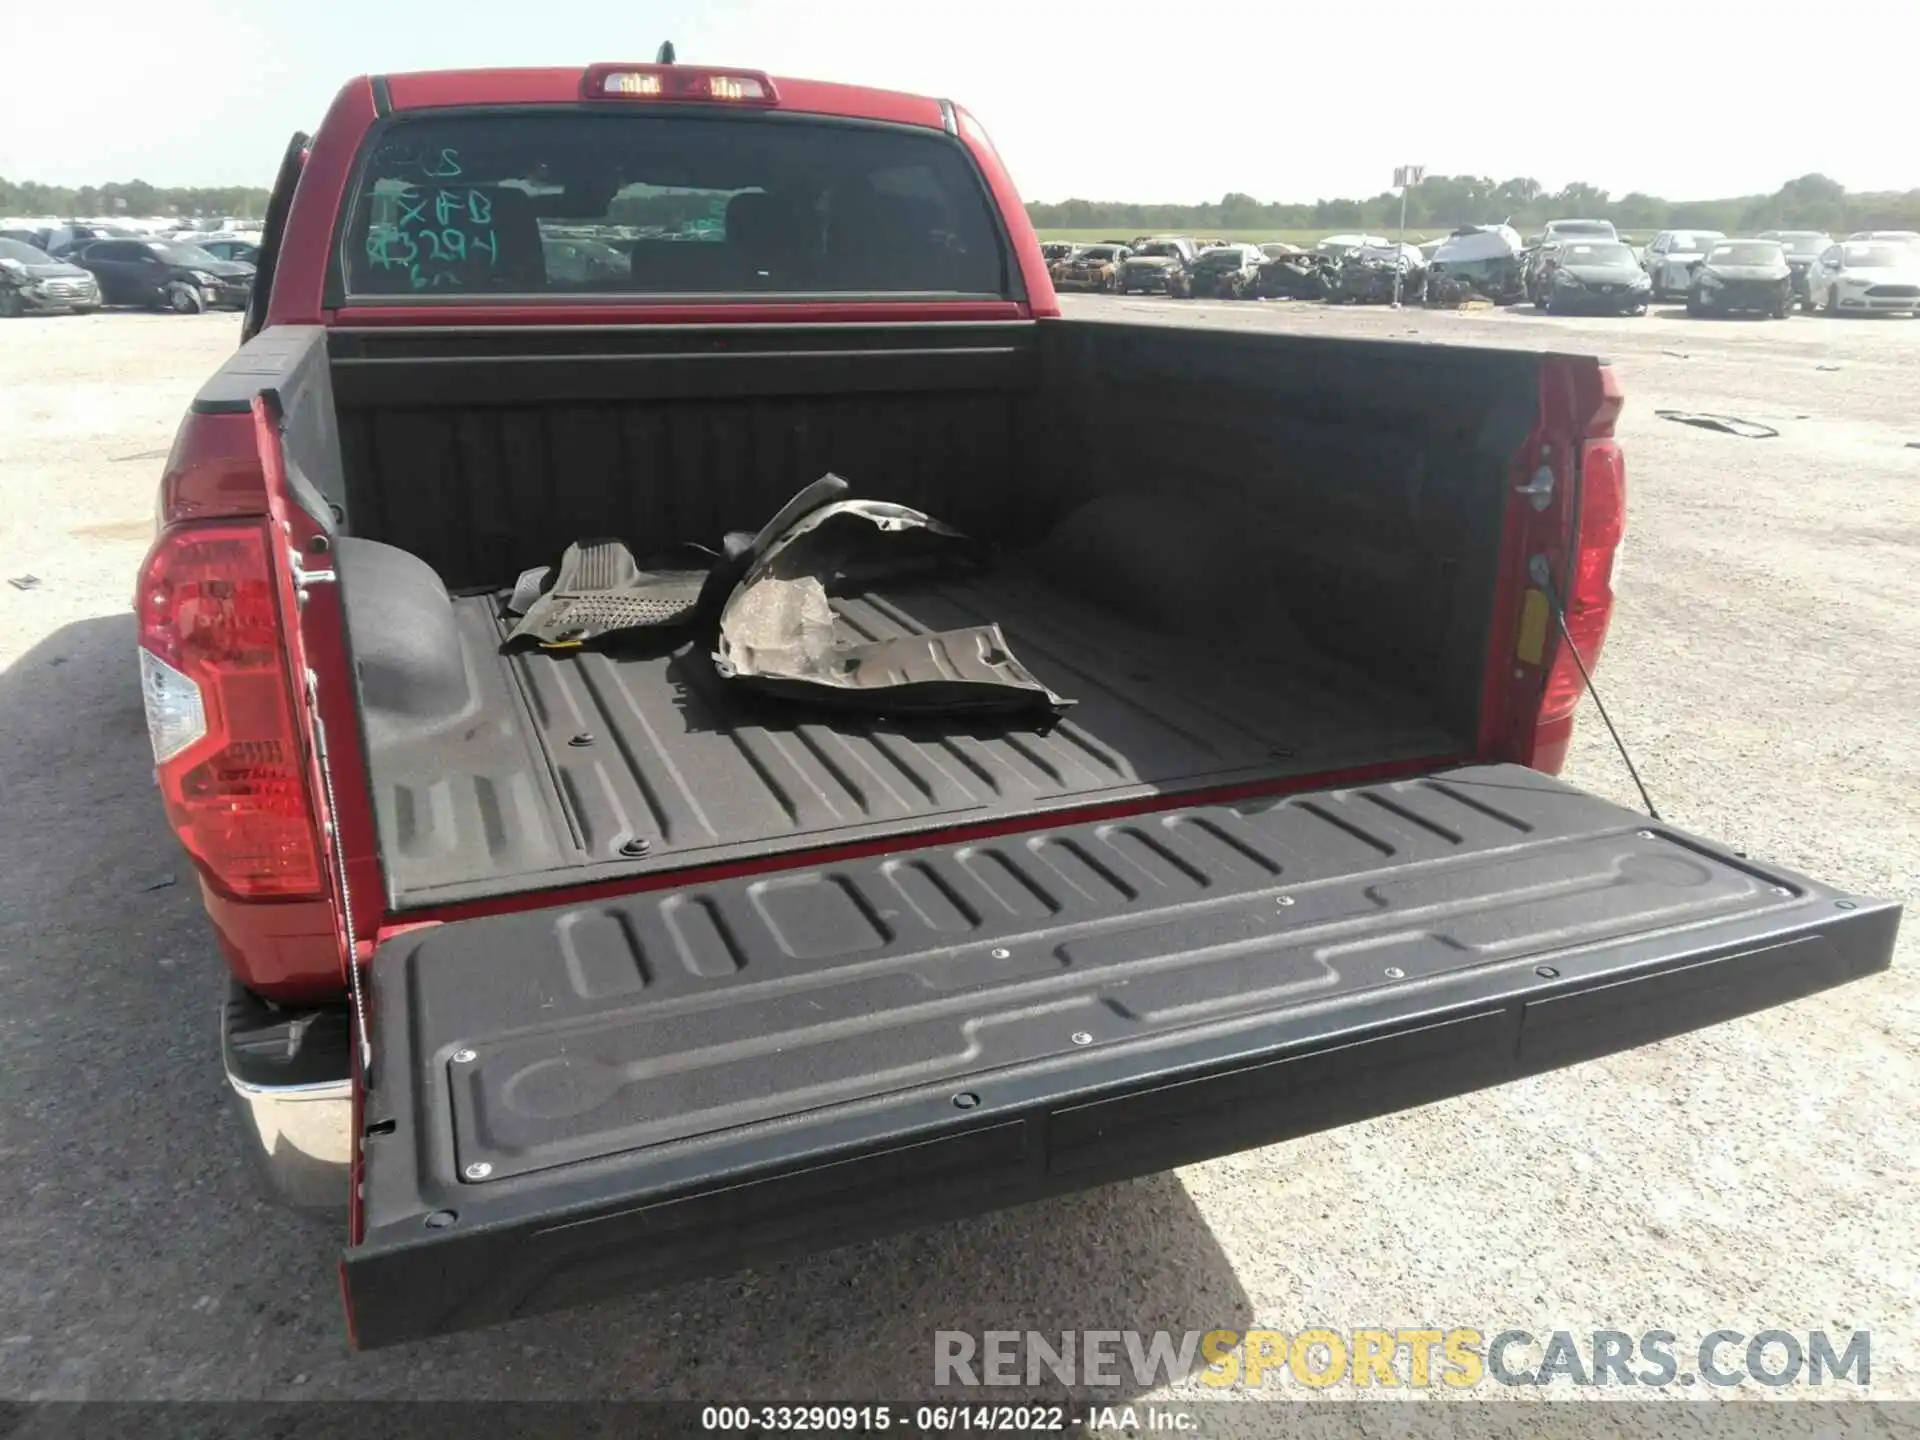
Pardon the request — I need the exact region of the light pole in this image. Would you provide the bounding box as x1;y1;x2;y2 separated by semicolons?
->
1391;164;1425;308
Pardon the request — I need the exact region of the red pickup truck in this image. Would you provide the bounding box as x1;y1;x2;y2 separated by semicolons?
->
139;59;1899;1349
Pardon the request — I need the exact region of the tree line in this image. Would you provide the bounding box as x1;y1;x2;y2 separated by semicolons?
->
1028;174;1920;236
0;177;271;220
8;171;1917;237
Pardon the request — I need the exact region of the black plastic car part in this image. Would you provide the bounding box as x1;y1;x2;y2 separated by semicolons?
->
341;762;1898;1348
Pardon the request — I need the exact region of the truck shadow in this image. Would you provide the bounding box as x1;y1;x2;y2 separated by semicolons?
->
0;614;1253;1402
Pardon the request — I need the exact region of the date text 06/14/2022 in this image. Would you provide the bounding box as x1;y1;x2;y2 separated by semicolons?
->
697;1403;1197;1432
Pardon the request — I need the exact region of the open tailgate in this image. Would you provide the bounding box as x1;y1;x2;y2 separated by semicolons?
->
342;764;1897;1347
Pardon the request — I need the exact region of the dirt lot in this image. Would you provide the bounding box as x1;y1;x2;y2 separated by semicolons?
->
0;302;1914;1407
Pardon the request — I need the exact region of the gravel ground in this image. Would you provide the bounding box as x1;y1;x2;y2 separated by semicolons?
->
0;302;1913;1414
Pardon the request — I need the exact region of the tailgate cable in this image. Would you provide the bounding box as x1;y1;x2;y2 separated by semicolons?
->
1529;556;1663;822
305;665;374;1077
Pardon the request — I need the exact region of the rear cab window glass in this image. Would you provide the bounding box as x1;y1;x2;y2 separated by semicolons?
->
338;110;1010;300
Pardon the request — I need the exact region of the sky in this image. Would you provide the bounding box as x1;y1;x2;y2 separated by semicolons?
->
2;0;1916;203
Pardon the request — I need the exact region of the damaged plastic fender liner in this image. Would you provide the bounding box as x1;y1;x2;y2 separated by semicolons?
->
712;479;1072;717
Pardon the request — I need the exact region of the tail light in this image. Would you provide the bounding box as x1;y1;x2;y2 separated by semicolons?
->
1487;361;1627;774
137;521;323;899
1538;438;1627;726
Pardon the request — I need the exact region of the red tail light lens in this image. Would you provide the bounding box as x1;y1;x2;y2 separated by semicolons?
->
1539;439;1627;727
137;521;323;899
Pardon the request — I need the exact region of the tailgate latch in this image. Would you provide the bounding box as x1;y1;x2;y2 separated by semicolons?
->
1514;463;1556;510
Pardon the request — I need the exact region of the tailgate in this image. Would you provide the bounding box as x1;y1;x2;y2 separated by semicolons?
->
344;764;1897;1347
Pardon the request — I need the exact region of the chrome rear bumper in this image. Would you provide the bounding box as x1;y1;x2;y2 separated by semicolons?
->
221;985;352;1218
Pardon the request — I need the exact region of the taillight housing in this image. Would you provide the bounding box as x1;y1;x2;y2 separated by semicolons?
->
1540;438;1627;724
137;521;323;900
582;63;779;104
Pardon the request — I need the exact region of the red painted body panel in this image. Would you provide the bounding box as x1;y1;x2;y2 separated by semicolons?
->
264;77;376;330
158;412;272;525
386;66;946;129
200;883;341;999
1473;356;1621;774
252;397;386;988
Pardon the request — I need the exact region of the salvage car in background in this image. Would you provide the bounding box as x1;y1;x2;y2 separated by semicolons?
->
1257;248;1338;300
1536;218;1618;246
42;222;139;257
1844;230;1920;249
0;237;103;316
1521;241;1566;305
1685;240;1792;318
1427;223;1525;303
1331;242;1426;305
1315;232;1390;260
1758;231;1833;312
1534;240;1651;314
1188;243;1264;298
541;236;631;285
1804;240;1920;316
1039;241;1076;264
67;238;255;312
1116;238;1195;296
1052;243;1130;292
197;237;263;265
1642;229;1726;301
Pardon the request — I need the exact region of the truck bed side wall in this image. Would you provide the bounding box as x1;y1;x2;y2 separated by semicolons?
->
1034;322;1539;740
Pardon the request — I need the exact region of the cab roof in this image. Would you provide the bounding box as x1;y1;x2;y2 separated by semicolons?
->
377;66;950;131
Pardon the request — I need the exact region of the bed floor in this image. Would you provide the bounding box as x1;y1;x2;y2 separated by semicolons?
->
366;568;1463;910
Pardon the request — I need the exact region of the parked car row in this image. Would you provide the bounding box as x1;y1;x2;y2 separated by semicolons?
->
1516;221;1920;319
1045;233;1436;306
0;233;256;317
1640;229;1920;319
1528;239;1653;314
0;238;103;317
1793;235;1920;317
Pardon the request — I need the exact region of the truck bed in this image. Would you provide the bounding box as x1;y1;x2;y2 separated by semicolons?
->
252;315;1537;913
366;563;1460;910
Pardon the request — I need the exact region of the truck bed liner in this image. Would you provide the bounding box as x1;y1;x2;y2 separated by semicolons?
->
368;567;1461;910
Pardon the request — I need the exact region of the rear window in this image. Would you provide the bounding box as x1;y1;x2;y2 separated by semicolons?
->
1775;232;1828;256
1710;242;1784;265
1563;242;1635;265
1845;245;1908;268
339;111;1009;300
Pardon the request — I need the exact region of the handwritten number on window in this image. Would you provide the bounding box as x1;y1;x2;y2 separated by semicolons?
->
374;145;464;179
375;177;500;287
